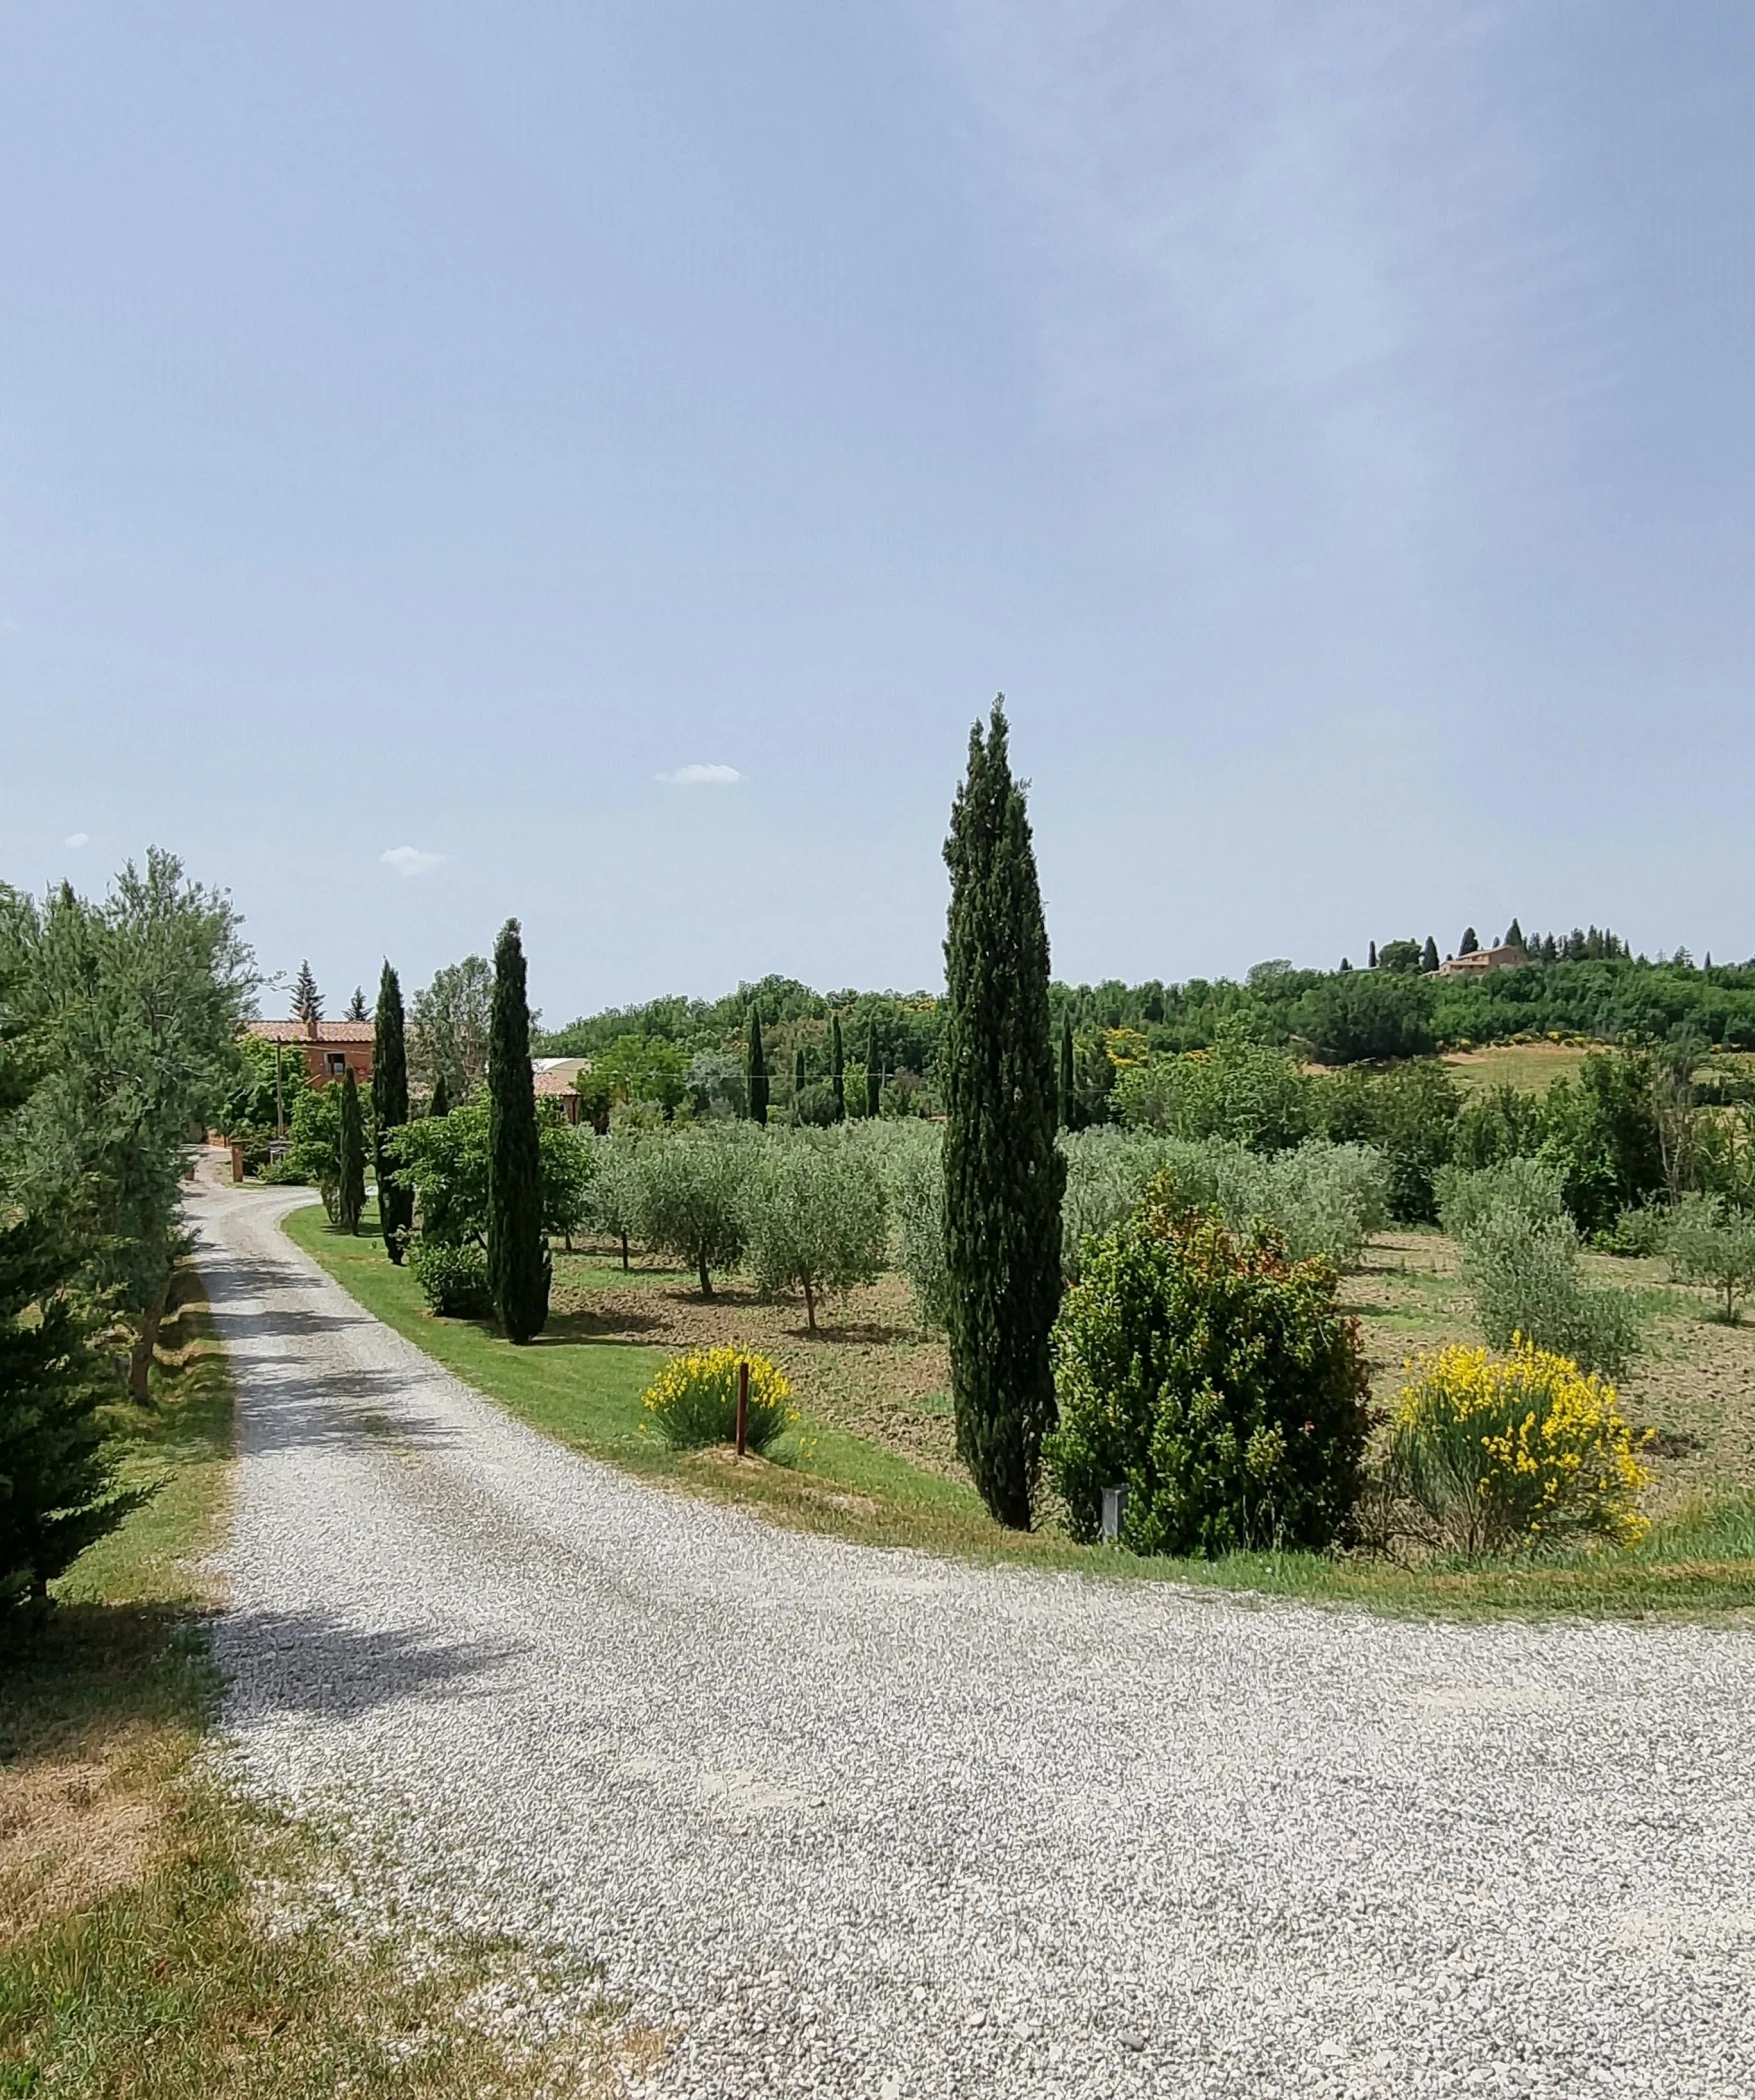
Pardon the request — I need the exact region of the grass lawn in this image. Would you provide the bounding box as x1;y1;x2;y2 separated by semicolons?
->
288;1202;1755;1623
1441;1041;1592;1092
0;1265;623;2097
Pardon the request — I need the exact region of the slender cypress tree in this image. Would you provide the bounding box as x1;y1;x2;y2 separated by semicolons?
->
1058;1011;1076;1131
747;1008;769;1125
864;1016;881;1118
428;1071;451;1119
1505;917;1525;951
1367;940;1378;970
830;1015;846;1121
372;961;413;1262
1460;926;1479;955
337;1067;366;1233
487;919;550;1343
793;1046;807;1110
1421;934;1440;974
942;697;1065;1530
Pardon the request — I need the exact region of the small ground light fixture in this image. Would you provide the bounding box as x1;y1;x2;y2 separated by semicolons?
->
1102;1485;1128;1544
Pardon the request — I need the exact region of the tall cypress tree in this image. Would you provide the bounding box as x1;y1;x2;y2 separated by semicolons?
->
942;697;1064;1530
1058;1011;1076;1131
428;1071;451;1119
487;919;550;1343
1460;926;1479;955
337;1066;366;1234
830;1015;845;1121
1367;940;1378;970
1421;934;1440;974
793;1046;807;1109
864;1016;881;1118
747;1008;769;1125
372;961;413;1262
1505;917;1525;951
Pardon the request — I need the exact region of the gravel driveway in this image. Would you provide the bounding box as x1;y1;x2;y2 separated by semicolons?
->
192;1178;1755;2099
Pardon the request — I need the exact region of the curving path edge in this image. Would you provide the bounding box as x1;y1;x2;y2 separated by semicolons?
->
190;1175;1755;2100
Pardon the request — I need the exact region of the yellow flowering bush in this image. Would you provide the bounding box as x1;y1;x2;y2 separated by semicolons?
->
640;1346;796;1455
1390;1339;1651;1556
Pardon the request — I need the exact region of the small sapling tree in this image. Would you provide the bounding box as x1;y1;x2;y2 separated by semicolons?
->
1668;1195;1755;1323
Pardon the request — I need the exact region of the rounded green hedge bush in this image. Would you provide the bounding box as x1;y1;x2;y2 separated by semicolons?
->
408;1239;493;1320
1045;1180;1372;1556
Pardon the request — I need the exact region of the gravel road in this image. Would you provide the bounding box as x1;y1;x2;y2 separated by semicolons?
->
192;1176;1755;2099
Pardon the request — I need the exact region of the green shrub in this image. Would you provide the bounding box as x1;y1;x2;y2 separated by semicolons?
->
1601;1201;1673;1258
1539;1050;1667;1236
1456;1209;1640;1377
1667;1193;1755;1321
1433;1156;1567;1241
792;1081;840;1128
1314;1060;1461;1222
408;1240;493;1319
1451;1081;1547;1170
640;1346;795;1454
1111;1031;1312;1151
1045;1184;1373;1556
1058;1131;1388;1280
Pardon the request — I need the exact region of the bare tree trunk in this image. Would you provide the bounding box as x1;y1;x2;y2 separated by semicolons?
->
620;1233;630;1271
803;1275;817;1334
697;1256;713;1298
128;1288;168;1402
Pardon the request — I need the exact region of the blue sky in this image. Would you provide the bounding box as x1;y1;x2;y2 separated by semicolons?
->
3;3;1751;1020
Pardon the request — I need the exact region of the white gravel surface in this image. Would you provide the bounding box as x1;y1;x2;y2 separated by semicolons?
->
192;1177;1755;2099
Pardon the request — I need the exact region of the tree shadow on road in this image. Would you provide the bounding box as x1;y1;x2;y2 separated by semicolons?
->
212;1607;520;1722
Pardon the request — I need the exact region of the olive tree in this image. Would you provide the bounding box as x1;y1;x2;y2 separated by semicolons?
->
588;1133;650;1269
1668;1194;1755;1323
638;1128;750;1296
749;1134;888;1332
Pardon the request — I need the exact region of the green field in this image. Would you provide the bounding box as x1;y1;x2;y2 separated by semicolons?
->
287;1202;1755;1622
1440;1041;1592;1092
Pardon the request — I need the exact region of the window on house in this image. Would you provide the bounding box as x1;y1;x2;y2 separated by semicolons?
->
325;1052;346;1079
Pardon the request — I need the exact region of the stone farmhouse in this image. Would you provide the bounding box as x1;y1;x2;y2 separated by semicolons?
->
1435;942;1530;981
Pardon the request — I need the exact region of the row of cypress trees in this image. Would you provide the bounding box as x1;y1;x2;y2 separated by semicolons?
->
741;1009;892;1123
340;926;549;1344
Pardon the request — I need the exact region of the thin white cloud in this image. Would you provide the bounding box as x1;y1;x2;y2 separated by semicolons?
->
380;845;444;878
64;831;89;848
656;763;742;787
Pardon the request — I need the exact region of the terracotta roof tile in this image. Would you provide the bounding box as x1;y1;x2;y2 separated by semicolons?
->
245;1019;376;1044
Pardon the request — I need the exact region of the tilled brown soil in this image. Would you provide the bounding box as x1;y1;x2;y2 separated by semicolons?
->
554;1229;1755;1519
